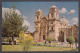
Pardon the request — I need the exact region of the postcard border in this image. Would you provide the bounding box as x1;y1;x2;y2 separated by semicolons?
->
1;0;80;53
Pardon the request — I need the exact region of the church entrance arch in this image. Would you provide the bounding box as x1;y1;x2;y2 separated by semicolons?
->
58;31;64;42
61;31;64;42
43;35;46;40
40;18;48;40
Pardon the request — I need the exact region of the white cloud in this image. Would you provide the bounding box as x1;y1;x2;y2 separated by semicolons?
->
70;10;75;13
23;15;27;19
23;19;31;28
59;8;67;14
2;7;31;28
70;18;78;25
22;16;31;28
59;8;76;15
68;9;76;14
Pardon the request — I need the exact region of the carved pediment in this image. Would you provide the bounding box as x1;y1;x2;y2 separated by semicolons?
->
41;18;48;34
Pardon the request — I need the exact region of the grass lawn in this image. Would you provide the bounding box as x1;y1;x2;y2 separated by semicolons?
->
2;45;78;51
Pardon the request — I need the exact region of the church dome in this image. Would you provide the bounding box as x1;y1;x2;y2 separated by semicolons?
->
49;5;58;12
51;5;57;9
60;16;69;25
37;8;43;12
36;8;44;15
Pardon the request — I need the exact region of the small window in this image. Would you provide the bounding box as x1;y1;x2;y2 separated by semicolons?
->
36;24;38;26
37;16;38;20
51;27;53;30
48;14;49;17
51;13;53;17
56;13;57;16
61;31;62;34
36;28;38;31
51;22;53;24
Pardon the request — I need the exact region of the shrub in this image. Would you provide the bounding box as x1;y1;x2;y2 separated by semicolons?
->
19;31;33;51
46;37;52;43
32;41;37;45
51;43;56;46
2;38;7;42
2;37;12;42
7;37;12;42
37;43;41;46
67;36;75;47
16;40;20;42
53;39;56;42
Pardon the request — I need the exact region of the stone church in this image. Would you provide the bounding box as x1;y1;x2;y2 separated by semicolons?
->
33;5;78;42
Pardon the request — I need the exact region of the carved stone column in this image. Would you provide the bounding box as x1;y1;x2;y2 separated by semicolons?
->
64;29;66;42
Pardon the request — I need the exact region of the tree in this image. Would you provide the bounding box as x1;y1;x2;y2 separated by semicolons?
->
19;31;33;51
53;39;56;42
67;36;75;48
21;25;28;32
46;37;52;43
75;38;78;48
2;8;23;45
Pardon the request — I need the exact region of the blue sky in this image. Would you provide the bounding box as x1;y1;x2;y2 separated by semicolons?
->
2;2;78;32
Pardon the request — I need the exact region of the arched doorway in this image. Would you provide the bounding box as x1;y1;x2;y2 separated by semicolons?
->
58;31;64;42
40;18;48;40
61;31;64;42
43;35;46;40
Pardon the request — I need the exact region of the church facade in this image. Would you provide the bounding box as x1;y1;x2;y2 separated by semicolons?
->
33;5;78;42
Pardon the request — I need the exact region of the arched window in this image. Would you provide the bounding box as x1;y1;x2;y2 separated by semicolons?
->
56;13;57;17
51;27;53;30
37;16;38;20
61;31;63;34
51;13;53;17
36;24;38;26
36;28;38;31
53;27;55;30
48;14;49;17
51;22;53;24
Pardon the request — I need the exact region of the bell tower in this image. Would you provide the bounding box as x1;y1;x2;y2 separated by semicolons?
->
48;5;59;20
35;8;44;22
35;8;44;31
48;5;60;41
34;8;44;40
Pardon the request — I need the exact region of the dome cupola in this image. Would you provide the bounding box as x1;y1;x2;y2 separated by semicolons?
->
51;5;57;9
60;16;69;24
37;8;43;12
36;8;44;15
60;16;70;28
